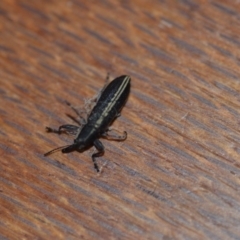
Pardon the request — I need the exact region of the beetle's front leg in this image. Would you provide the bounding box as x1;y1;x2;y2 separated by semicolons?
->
92;139;105;172
102;128;127;141
46;124;79;135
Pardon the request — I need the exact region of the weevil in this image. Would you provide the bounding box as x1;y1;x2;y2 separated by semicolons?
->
44;75;131;172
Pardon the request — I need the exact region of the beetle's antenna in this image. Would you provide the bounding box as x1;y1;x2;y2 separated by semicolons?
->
44;145;71;156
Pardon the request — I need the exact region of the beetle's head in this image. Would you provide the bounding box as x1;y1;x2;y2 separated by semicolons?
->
44;139;86;157
62;140;85;153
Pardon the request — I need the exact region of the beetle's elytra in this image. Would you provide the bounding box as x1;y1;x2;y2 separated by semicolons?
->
44;75;131;172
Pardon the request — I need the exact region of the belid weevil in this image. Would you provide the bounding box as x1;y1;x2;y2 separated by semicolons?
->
44;75;131;172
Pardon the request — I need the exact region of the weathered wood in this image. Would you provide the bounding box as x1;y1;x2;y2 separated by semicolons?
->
1;0;240;239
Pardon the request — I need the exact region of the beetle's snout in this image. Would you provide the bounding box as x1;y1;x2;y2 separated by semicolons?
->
62;144;78;153
62;142;85;153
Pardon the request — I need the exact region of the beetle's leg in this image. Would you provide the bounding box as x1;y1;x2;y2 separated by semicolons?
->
66;113;85;126
84;72;111;114
46;124;79;135
58;125;80;135
65;101;87;124
105;72;110;82
92;139;105;172
97;72;110;100
84;97;97;117
102;128;127;141
99;72;110;94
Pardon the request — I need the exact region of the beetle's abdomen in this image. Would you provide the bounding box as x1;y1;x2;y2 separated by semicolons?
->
88;75;131;131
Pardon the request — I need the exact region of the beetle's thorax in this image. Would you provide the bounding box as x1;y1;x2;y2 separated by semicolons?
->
75;75;130;148
75;124;99;148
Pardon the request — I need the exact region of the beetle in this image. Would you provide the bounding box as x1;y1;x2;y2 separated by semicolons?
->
44;75;131;172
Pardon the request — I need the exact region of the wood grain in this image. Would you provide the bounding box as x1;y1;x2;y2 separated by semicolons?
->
1;0;240;239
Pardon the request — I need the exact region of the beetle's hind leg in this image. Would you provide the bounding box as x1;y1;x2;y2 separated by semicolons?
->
46;124;79;135
65;101;87;125
92;139;105;172
66;113;84;126
96;72;110;100
84;73;111;114
102;128;127;141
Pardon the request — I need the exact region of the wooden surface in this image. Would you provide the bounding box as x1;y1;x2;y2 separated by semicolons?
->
1;0;240;239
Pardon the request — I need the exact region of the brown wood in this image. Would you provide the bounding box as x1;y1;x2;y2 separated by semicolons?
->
1;0;240;239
